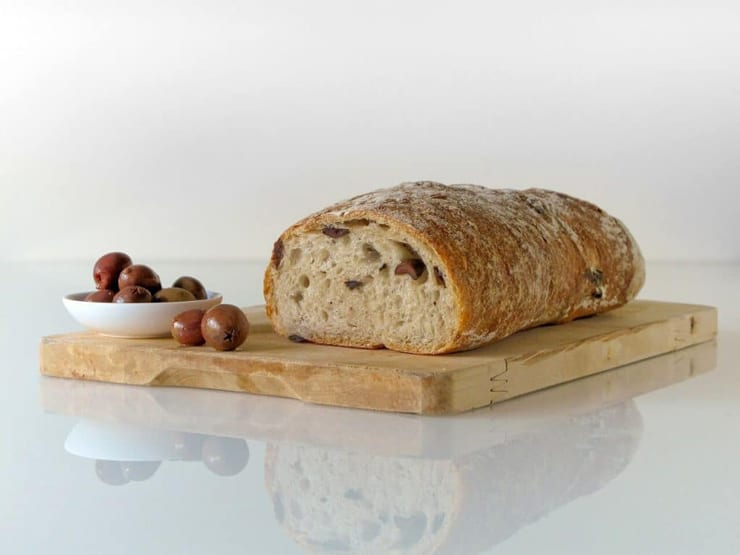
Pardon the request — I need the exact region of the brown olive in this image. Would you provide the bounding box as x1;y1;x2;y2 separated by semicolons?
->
113;285;152;303
84;289;115;303
171;309;206;346
172;276;207;300
154;287;196;303
201;304;249;351
93;252;132;291
118;264;161;294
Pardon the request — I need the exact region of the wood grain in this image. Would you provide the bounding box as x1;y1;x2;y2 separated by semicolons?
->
39;300;717;414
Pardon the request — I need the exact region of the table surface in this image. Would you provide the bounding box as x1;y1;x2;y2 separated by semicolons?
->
1;259;738;555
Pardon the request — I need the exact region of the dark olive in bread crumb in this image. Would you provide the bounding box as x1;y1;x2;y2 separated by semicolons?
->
322;226;350;238
395;259;426;280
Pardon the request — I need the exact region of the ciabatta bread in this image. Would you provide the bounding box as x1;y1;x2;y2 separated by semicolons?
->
264;182;644;354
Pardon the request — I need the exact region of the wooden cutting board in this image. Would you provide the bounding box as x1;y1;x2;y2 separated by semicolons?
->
39;300;717;415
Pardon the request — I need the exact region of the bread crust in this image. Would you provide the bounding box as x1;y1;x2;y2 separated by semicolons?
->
264;182;645;354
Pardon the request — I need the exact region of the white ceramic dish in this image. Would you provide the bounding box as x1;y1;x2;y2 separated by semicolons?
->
63;290;223;338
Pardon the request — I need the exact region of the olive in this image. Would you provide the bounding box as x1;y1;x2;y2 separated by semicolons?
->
201;304;249;351
201;436;250;476
113;285;152;303
172;276;207;300
171;309;206;346
154;287;196;303
93;252;132;291
84;289;115;303
118;264;161;294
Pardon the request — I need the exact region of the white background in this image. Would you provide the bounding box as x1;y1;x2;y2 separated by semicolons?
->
1;0;738;262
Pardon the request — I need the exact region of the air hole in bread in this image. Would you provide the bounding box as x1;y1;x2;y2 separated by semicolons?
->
291;291;303;303
299;275;310;288
363;243;381;261
318;248;330;262
289;248;302;264
347;218;370;227
320;310;328;321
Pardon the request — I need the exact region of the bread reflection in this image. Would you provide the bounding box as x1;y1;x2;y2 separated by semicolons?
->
264;401;641;554
257;341;715;553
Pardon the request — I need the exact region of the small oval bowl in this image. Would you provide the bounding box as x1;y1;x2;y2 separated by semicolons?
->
63;291;223;338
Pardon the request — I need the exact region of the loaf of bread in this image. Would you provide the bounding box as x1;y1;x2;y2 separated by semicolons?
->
264;182;645;354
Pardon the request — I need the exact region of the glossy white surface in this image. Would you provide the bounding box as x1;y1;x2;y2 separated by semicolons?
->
1;260;738;554
62;291;222;338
